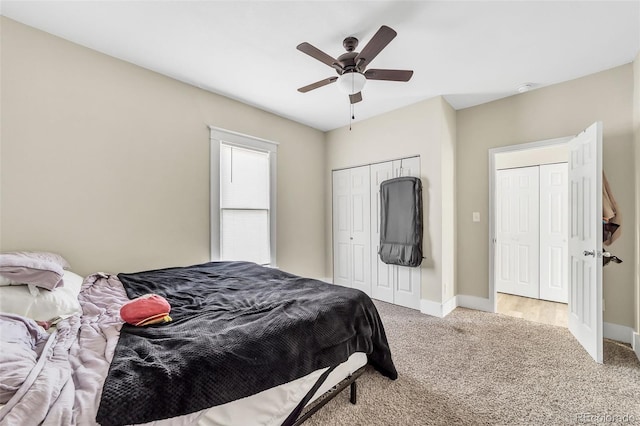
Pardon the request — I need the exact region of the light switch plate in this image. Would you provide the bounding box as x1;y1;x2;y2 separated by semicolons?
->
472;212;480;222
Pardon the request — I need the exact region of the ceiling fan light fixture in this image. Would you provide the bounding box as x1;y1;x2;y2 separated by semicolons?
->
337;72;366;95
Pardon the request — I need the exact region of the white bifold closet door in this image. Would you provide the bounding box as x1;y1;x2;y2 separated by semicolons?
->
333;157;421;310
369;157;421;310
332;166;371;295
496;164;568;303
496;166;540;299
539;163;569;303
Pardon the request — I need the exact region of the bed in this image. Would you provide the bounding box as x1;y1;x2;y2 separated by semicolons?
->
0;254;397;426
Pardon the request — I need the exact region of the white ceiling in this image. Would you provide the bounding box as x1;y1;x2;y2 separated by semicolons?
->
2;1;640;131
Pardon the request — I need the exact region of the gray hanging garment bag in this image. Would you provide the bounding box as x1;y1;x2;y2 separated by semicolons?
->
378;176;423;267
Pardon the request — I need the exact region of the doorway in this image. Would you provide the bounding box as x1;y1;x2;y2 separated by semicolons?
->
489;137;571;326
489;123;604;362
495;163;570;303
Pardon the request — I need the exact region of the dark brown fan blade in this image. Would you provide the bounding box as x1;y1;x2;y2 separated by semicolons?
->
364;69;413;82
297;42;341;70
355;25;397;67
350;92;363;104
297;76;338;93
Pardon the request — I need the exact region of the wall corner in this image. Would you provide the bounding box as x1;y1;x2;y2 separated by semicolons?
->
633;51;640;340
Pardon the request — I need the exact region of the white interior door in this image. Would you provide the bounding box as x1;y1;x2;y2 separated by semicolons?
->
495;166;540;299
392;157;421;310
539;163;569;303
349;166;371;296
370;161;394;303
568;122;603;363
332;169;351;288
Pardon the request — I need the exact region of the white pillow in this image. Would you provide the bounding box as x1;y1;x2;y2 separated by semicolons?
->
0;270;83;321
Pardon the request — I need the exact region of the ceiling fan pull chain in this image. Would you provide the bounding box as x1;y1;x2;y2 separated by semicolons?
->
350;103;355;131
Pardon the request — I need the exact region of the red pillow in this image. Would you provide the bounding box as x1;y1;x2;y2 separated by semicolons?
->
120;294;172;326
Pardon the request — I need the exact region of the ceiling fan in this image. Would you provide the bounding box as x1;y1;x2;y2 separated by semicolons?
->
296;25;413;104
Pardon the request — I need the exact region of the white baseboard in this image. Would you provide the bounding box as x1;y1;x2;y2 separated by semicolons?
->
420;296;484;318
420;299;446;317
633;332;640;362
603;322;634;344
442;296;457;317
320;277;333;284
457;295;494;313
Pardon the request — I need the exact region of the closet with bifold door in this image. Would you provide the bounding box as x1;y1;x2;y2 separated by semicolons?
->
495;162;568;303
332;156;421;310
332;165;371;295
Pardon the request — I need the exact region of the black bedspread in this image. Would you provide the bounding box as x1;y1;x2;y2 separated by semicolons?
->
96;261;397;426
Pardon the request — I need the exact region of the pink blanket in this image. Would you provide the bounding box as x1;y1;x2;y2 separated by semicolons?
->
0;313;80;426
0;273;128;426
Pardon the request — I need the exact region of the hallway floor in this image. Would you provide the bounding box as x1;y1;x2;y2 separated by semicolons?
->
497;292;568;328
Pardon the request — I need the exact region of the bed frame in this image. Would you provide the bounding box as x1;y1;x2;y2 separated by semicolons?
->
292;365;367;426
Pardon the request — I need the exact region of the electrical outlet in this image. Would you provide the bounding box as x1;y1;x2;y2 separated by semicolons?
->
472;212;480;222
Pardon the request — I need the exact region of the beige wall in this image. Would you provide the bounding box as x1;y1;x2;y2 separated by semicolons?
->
457;64;636;327
325;96;456;304
634;51;640;336
0;18;326;279
441;97;457;301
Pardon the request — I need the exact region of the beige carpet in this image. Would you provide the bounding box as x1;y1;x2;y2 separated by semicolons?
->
305;301;640;425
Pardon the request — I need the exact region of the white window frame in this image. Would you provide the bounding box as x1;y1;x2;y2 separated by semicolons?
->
209;126;278;266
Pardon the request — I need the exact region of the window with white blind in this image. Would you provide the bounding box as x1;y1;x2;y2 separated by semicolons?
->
209;127;277;266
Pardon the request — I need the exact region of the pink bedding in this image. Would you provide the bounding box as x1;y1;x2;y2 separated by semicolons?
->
0;313;79;425
0;274;135;426
70;273;128;425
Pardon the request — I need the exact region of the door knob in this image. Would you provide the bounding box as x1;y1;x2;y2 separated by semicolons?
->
583;250;595;257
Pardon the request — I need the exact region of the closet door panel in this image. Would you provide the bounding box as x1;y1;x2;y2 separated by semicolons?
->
540;163;569;303
394;265;421;310
349;166;371;296
495;166;540;299
392;157;422;309
370;162;394;303
335;243;349;282
497;175;514;284
332;169;351;287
